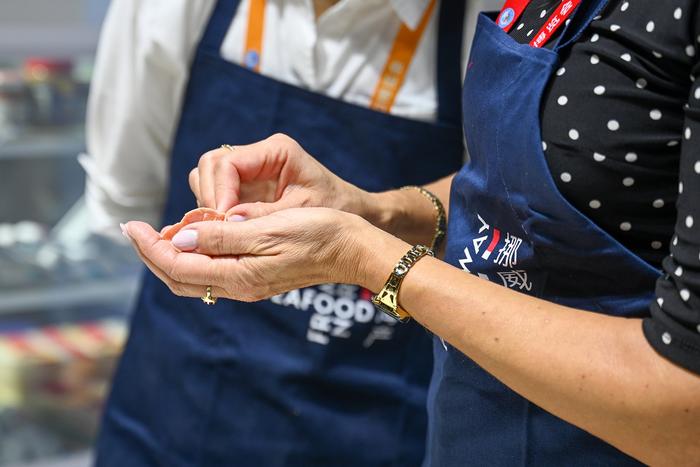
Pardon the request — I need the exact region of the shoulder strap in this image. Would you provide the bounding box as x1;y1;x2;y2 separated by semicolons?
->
199;0;243;54
369;0;438;113
436;0;467;125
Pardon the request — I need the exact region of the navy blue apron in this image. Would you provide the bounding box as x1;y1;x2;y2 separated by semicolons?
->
426;2;660;466
95;1;465;466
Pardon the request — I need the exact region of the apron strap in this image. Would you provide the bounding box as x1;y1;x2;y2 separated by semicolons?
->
555;0;610;51
199;0;242;54
435;0;466;125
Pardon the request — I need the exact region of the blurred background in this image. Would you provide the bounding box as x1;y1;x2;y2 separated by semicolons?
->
0;1;140;465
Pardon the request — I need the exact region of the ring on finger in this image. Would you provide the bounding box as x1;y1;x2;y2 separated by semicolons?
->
220;144;236;152
201;285;218;305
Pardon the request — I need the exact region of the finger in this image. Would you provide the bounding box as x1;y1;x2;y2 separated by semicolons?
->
126;222;193;287
197;150;223;208
214;152;241;212
226;190;306;219
160;224;173;236
198;134;301;210
126;221;220;285
188;168;201;204
220;135;295;182
226;200;287;219
132;235;227;298
170;219;267;257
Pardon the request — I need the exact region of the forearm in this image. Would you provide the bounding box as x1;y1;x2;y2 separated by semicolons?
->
358;228;700;466
357;174;454;247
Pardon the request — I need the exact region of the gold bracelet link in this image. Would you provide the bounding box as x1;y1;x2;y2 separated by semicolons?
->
371;244;434;322
400;186;446;252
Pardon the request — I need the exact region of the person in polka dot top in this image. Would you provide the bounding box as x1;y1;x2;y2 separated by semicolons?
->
511;0;700;376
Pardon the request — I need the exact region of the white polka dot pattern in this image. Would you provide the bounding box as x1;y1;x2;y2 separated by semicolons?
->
509;0;700;375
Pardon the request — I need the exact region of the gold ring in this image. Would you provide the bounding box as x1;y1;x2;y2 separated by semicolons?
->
201;285;218;305
221;144;236;152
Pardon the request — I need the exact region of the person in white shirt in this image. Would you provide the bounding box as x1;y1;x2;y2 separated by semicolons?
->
83;1;495;465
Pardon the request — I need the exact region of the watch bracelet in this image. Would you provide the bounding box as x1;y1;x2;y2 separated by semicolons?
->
400;185;446;252
371;244;434;322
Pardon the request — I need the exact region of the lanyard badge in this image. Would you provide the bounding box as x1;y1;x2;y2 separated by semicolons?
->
496;0;530;32
497;0;582;47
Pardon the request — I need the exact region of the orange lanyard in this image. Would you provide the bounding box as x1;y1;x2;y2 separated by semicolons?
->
243;0;266;71
369;0;437;112
244;0;436;112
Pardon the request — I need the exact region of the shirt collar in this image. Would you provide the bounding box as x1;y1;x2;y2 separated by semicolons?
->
390;0;431;30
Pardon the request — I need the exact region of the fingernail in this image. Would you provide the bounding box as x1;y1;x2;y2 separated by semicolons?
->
171;229;198;250
227;214;247;222
120;223;132;240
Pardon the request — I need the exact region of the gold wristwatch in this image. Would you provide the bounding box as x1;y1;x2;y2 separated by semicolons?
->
371;244;434;322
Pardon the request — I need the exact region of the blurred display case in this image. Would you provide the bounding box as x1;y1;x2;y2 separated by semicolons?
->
0;50;140;467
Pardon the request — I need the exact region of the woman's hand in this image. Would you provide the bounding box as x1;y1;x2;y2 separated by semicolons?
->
122;208;400;302
189;133;454;247
189;134;368;219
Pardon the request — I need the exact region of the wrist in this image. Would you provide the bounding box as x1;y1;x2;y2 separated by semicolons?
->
353;220;411;291
369;190;437;246
335;185;410;236
365;190;404;233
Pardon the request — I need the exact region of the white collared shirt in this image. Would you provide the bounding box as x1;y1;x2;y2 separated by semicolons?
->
82;0;498;235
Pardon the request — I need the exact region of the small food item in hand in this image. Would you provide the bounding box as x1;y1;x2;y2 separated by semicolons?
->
160;207;226;240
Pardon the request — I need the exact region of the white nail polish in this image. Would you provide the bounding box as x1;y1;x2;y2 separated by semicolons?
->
227;214;247;222
120;223;132;240
172;229;198;250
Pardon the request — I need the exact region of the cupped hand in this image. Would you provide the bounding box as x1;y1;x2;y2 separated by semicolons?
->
123;208;383;302
190;134;367;219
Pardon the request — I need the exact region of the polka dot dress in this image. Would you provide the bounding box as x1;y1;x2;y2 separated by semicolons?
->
509;0;700;375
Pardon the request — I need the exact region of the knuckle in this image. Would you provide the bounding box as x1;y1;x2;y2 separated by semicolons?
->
214;155;230;170
166;280;183;296
188;168;199;188
268;133;299;152
212;224;227;254
268;132;291;143
200;149;218;164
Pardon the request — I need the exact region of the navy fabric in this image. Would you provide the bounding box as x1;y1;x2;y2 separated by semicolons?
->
95;1;464;466
426;2;661;466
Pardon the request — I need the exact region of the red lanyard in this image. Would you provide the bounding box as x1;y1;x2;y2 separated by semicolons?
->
497;0;582;48
496;0;530;32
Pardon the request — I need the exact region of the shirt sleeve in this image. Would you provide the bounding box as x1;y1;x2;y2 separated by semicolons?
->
642;6;700;375
80;0;215;238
